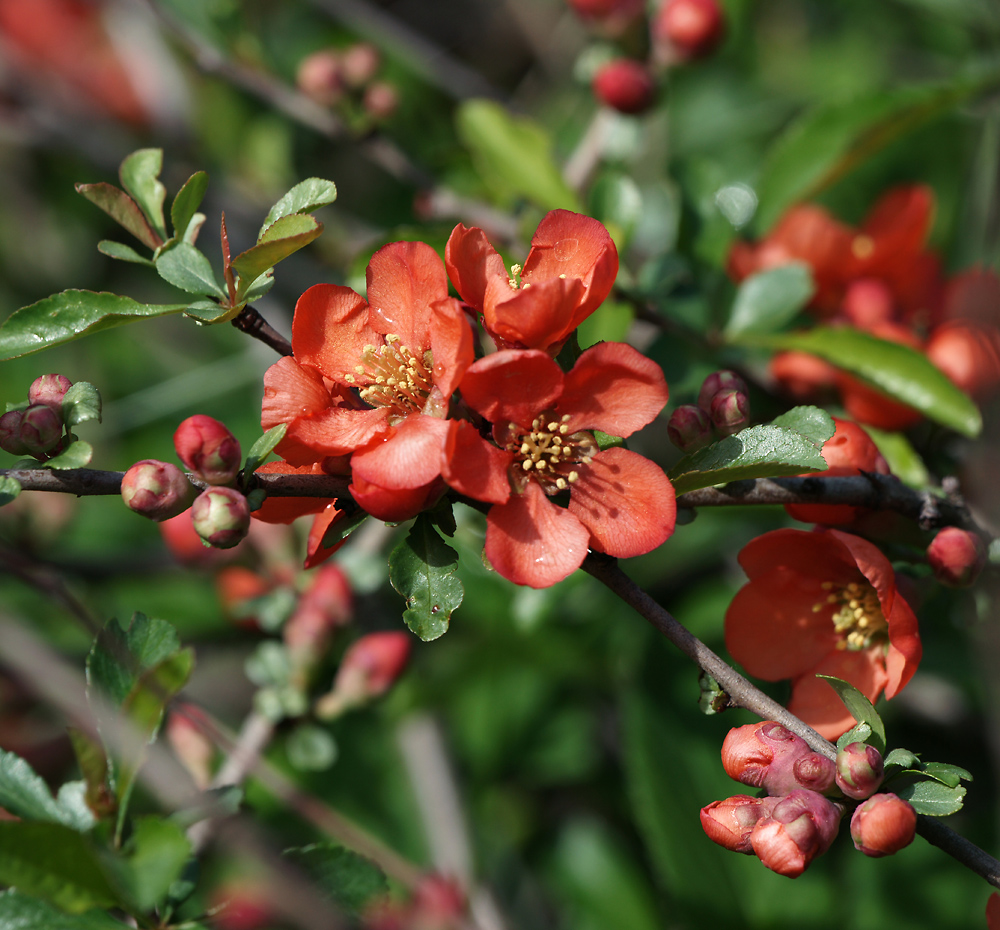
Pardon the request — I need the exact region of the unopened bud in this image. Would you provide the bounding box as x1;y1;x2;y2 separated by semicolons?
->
28;373;73;410
19;404;64;456
285;564;354;683
210;882;274;930
850;793;917;857
592;59;656;115
316;631;411;718
835;742;884;800
413;875;467;925
750;789;842;878
567;0;645;23
700;795;779;854
122;460;197;521
697;370;748;413
363;81;399;120
927;527;987;587
191;487;251;549
296;49;343;105
722;722;836;797
654;0;725;60
667;404;714;452
0;410;28;456
710;389;750;436
341;42;381;88
174;415;242;486
166;707;215;790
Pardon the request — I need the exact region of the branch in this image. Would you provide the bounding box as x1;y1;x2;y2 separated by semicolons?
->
580;553;1000;890
230;304;293;357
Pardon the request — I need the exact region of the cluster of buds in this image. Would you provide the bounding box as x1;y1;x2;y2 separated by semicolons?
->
702;722;917;877
667;369;750;452
569;0;724;115
0;373;73;459
296;42;398;122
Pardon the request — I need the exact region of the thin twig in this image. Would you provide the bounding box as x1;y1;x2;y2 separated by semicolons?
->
230;305;294;357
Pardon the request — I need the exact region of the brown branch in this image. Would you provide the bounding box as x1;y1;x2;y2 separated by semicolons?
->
581;553;1000;890
230;304;293;357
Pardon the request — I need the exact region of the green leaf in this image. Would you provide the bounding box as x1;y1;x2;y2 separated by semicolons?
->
260;177;338;236
119;149;167;241
724;263;815;338
0;889;130;929
815;674;886;755
884;747;921;771
103;817;191;912
456;99;581;212
232;214;323;303
320;509;368;549
242;423;288;478
0;291;188;360
892;776;967;816
67;727;113;820
284;843;388;916
0;749;95;830
863;426;930;488
45;441;93;470
243;272;275;303
0;476;20;507
388;514;464;641
770;405;836;448
764;327;982;437
182;212;206;246
668;423;828;496
183;300;228;323
170;171;209;241
96;241;153;266
0;822;119;913
75;183;161;250
921;761;973;788
155;242;227;299
62;382;102;428
286;724;338;772
836;720;872;753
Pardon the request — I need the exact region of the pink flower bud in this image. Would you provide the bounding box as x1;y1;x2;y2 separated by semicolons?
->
927;527;987;587
667;404;714;452
697;370;748;413
750;789;843;877
285;565;354;687
0;410;29;456
191;487;251;549
121;460;197;521
700;795;779;854
166;706;215;790
174;415;242;486
28;373;73;410
709;389;750;436
592;60;656;115
841;279;895;330
296;49;343;105
317;632;411;717
722;722;836;796
850;793;917;857
363;81;399;120
19;404;64;456
835;742;884;800
567;0;645;23
341;42;381;88
413;875;466;924
654;0;725;60
210;882;274;930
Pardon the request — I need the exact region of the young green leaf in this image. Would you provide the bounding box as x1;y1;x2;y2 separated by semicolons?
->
170;171;209;241
242;423;288;478
0;749;95;830
0;476;20;508
119;149;167;241
96;241;154;266
892;776;967;816
232;214;323;303
815;674;886;755
62;382;102;428
836;720;872;753
0;291;188;360
724;263;815;338
769;405;836;448
284;842;388;916
0;888;130;929
884;747;921;771
75;183;161;251
921;761;973;788
183;300;229;323
101;817;191;912
67;727;113;820
44;441;93;470
155;242;227;299
259;177;338;236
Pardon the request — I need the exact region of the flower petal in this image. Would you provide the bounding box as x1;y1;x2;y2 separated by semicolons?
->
304;503;350;569
349;474;443;522
350;414;451;490
292;284;377;380
442;420;512;505
366;240;448;348
567;448;675;557
291;405;391;456
484;275;583;352
460;349;563;426
484;481;590;588
251;461;331;524
429;298;475;400
261;356;331;429
737;529;862;585
883;594;922;699
445;223;508;314
558;342;669;437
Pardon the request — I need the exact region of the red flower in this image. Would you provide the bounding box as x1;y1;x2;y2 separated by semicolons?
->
725;528;921;740
443;342;675;588
445;210;618;354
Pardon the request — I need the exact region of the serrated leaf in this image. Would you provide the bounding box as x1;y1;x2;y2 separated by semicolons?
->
724;263;815;337
119;149;167;241
242;423;288;478
884;747;921;770
0;749;94;830
770;405;836;448
45;441;93;470
0;291;187;360
0;476;20;507
921;761;973;788
259;177;338;236
668;423;828;495
816;674;886;755
232;214;322;303
388;514;463;641
243;272;275;303
75;183;161;250
183;300;229;323
97;241;153;266
155;242;226;299
766;327;982;437
171;171;209;241
836;720;872;752
0;889;130;929
456;99;581;212
893;776;967;815
103;817;191;912
62;382;102;427
284;842;388;916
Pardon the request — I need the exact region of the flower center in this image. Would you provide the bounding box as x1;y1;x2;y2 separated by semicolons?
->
815;580;888;651
505;412;598;493
344;335;432;414
852;235;875;260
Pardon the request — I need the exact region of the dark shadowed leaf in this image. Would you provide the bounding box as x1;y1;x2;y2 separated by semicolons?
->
0;477;20;507
284;843;388;915
62;382;102;427
102;817;191;912
0;889;129;929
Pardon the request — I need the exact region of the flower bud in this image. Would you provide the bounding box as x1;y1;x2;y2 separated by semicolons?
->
296;49;343;105
28;373;73;410
567;0;645;23
770;350;837;401
927;527;987;587
750;789;843;877
592;59;656;115
654;0;725;60
413;874;466;925
709;389;750;437
841;279;895;330
722;722;836;797
700;795;779;854
19;404;64;456
835;742;884;800
174;415;242;486
0;410;29;456
341;42;381;88
850;793;917;857
697;370;748;413
667;404;714;452
210;882;274;930
987;891;1000;930
316;631;411;718
122;460;197;522
285;564;354;687
191;487;251;549
363;81;399;120
166;707;215;790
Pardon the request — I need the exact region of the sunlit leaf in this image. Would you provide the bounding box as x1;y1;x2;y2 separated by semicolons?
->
259;177;337;236
96;241;153;266
155;242;227;299
893;776;966;816
0;477;20;507
44;441;93;470
724;263;815;337
232;214;322;302
170;171;209;241
62;382;102;428
816;674;886;755
119;148;167;241
0;749;95;830
75;183;161;251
